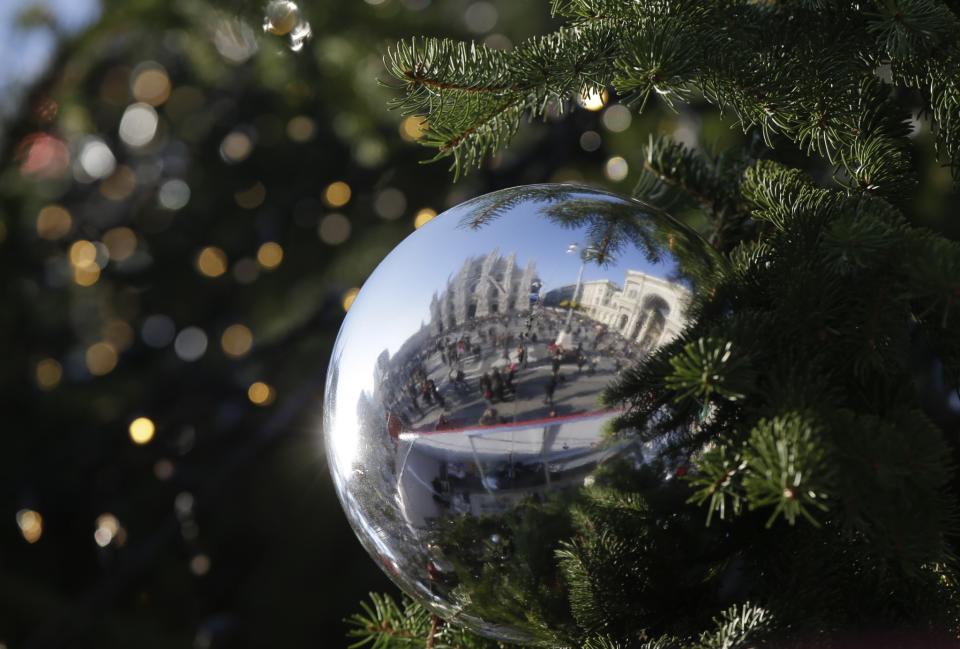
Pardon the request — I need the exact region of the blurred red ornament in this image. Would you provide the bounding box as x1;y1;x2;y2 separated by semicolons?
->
17;132;70;179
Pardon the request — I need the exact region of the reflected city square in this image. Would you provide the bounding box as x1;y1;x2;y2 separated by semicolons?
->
323;185;709;641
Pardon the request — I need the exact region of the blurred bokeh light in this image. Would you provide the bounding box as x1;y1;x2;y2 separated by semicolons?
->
1;0;956;647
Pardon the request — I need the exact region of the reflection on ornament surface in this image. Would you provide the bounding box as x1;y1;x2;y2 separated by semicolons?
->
323;184;712;642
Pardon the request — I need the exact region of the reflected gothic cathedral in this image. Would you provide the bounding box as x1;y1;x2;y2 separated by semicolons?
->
429;249;537;332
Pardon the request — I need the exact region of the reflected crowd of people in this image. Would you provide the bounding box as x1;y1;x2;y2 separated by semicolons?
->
379;305;647;435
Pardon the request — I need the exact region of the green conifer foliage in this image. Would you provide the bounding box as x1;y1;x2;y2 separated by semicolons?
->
353;2;960;646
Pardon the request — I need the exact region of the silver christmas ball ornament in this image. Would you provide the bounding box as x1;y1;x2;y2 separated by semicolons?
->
323;184;712;642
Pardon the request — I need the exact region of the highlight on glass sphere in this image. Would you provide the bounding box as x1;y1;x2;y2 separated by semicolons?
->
323;184;713;643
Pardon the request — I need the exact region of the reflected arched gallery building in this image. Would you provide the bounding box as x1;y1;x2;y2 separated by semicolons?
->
577;271;689;352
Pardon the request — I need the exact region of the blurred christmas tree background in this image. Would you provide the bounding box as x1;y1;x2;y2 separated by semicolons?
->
1;0;957;648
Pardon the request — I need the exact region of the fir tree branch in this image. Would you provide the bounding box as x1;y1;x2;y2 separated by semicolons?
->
685;442;747;526
385;22;622;176
665;338;752;404
388;2;960;188
346;593;431;648
346;593;507;649
691;603;773;649
741;413;833;528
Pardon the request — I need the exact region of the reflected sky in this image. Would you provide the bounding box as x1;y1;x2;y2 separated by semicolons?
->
0;0;100;115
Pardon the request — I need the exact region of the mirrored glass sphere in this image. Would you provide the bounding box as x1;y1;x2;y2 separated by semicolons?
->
323;184;712;642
